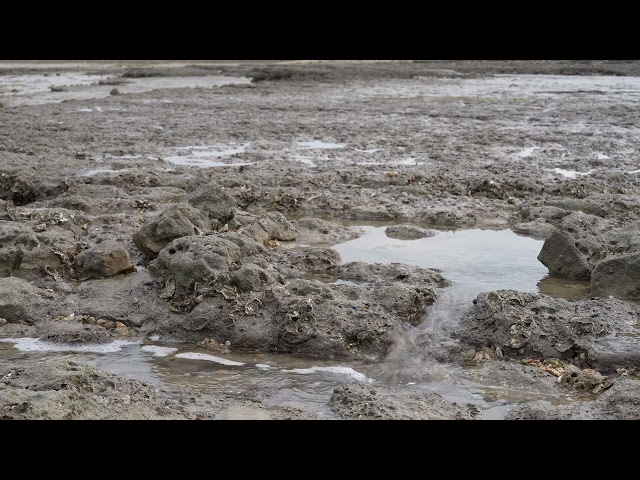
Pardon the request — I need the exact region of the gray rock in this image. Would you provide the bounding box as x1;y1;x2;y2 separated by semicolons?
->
537;212;610;279
505;375;640;420
419;207;477;228
518;205;572;223
511;221;554;240
230;263;279;292
74;242;135;279
177;278;425;360
0;359;190;420
0;170;69;206
337;261;450;288
468;177;509;199
546;194;640;219
0;357;316;420
277;247;343;278
538;230;592;279
36;320;113;344
330;383;478;420
458;359;560;395
0;277;47;324
147;232;277;310
240;211;299;244
385;224;437;240
187;181;237;228
456;290;640;371
227;211;259;231
145;260;449;360
47;194;93;213
373;284;436;324
132;203;212;259
58;271;182;328
10;207;90;235
292;217;362;245
591;252;640;300
605;221;640;255
0;222;78;281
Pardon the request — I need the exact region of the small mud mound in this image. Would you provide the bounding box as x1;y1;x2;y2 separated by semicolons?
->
0;171;68;206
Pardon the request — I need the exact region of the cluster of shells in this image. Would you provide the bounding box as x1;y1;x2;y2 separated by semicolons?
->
521;358;614;394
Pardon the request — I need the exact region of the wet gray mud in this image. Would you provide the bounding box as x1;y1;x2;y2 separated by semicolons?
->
1;60;639;420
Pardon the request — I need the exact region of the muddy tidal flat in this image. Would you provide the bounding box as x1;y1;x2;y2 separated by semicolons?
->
1;60;639;420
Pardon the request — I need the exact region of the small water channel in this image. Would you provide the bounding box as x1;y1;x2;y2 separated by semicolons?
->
0;225;591;418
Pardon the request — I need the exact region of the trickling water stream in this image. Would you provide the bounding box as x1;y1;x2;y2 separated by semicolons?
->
0;226;591;418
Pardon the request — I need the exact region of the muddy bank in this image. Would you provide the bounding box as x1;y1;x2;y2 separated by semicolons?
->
1;60;640;419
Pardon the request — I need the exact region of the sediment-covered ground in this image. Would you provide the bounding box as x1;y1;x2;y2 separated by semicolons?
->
1;60;639;420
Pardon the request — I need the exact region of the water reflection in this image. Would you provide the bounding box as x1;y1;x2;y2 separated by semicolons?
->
333;226;550;302
537;274;591;299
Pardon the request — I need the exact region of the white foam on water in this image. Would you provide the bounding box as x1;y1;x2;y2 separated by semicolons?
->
296;141;347;150
255;364;272;370
0;337;136;353
148;334;161;341
548;168;595;179
597;153;611;160
355;148;381;153
282;366;373;383
174;352;246;366
140;345;178;357
76;108;94;112
518;147;541;158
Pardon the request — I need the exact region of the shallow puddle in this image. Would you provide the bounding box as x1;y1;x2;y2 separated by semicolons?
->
332;226;588;300
296;140;346;150
546;168;596;179
82;168;132;177
357;157;423;166
0;73;109;97
0;73;250;106
163;144;252;168
518;146;541;158
352;74;640;102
